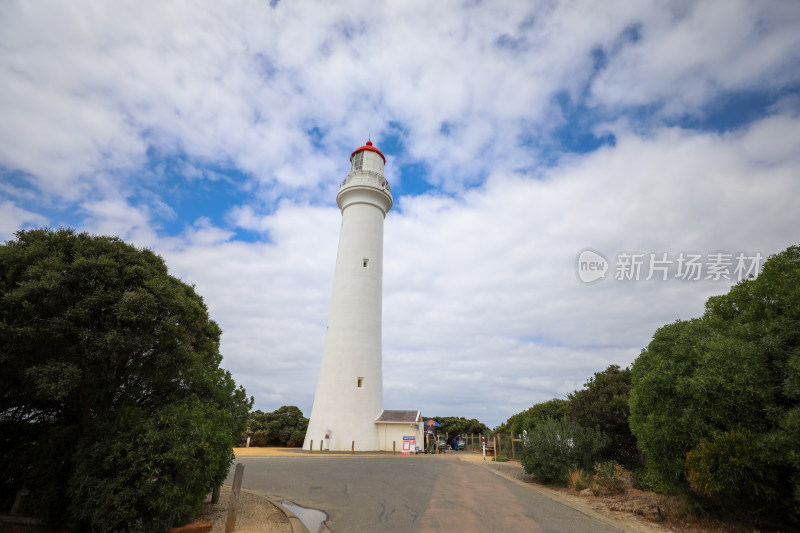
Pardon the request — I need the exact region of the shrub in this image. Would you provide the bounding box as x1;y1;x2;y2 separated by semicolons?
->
68;397;238;532
629;245;800;522
567;365;642;469
242;406;308;447
423;415;490;437
592;461;632;495
631;466;672;494
520;417;609;485
568;469;591;491
502;399;568;436
0;229;252;528
685;430;771;500
493;455;510;462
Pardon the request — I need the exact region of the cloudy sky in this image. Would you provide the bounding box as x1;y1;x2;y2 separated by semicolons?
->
2;0;799;428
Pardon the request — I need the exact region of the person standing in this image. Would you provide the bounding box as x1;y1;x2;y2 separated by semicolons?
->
426;423;436;454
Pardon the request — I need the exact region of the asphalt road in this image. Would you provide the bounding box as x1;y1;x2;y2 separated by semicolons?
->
225;453;623;532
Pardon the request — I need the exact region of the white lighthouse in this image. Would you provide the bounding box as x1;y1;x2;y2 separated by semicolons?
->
304;140;393;452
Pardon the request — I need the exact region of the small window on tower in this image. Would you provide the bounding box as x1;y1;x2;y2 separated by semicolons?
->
357;377;364;388
363;258;369;268
352;151;363;171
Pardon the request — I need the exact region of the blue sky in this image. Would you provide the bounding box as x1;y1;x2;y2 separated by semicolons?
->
2;0;800;427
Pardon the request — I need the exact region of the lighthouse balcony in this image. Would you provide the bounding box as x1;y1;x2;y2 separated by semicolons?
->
340;171;391;193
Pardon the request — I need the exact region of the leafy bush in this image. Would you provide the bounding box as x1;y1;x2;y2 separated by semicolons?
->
685;430;769;500
422;415;490;439
592;461;632;495
631;466;673;494
567;365;642;469
629;245;800;521
503;399;567;436
520;417;609;485
69;398;237;532
243;406;308;447
0;229;252;529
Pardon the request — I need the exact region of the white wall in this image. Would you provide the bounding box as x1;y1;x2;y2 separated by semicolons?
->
377;423;424;452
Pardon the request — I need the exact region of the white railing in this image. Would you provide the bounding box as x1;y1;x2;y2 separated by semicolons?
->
340;171;391;192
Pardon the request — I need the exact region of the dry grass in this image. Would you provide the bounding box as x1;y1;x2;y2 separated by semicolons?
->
567;469;590;491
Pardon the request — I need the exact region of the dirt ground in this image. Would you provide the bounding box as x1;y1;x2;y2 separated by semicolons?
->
192;489;293;533
190;447;317;533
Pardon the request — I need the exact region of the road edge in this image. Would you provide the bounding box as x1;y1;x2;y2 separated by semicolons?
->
456;456;668;533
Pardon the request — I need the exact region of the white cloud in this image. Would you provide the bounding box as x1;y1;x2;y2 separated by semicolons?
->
589;0;800;113
2;0;800;427
151;116;800;426
0;201;48;242
8;0;797;204
79;197;159;245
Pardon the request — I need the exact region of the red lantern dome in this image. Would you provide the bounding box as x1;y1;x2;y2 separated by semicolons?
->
350;140;386;164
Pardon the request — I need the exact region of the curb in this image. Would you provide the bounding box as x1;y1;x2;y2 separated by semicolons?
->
263;496;308;533
241;488;331;533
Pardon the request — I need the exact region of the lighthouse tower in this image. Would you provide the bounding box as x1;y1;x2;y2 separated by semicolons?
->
304;140;393;451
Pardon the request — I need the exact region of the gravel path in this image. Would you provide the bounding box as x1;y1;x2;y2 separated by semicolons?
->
193;488;293;533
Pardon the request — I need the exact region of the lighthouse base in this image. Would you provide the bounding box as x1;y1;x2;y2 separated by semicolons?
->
303;410;423;452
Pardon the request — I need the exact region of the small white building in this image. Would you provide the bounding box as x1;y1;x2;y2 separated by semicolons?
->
375;410;424;453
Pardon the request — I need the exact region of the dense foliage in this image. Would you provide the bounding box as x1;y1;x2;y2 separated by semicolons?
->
567;365;641;468
242;405;308;447
0;229;252;531
423;415;489;439
499;398;567;435
629;245;800;519
520;417;609;485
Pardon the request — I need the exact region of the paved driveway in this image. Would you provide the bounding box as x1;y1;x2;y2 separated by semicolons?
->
225;452;623;532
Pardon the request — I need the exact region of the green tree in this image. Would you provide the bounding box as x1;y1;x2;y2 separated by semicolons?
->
567;365;641;468
629;245;800;519
243;406;308;447
501;398;567;436
0;228;252;531
422;416;489;445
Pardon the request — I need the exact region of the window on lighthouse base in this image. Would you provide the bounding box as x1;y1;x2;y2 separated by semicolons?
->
357;377;364;388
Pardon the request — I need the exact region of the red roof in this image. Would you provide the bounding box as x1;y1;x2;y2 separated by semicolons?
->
351;140;386;164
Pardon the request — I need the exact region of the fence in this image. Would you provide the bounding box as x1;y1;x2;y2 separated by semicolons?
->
445;433;524;459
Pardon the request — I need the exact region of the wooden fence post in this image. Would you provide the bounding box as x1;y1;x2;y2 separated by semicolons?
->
225;463;244;533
